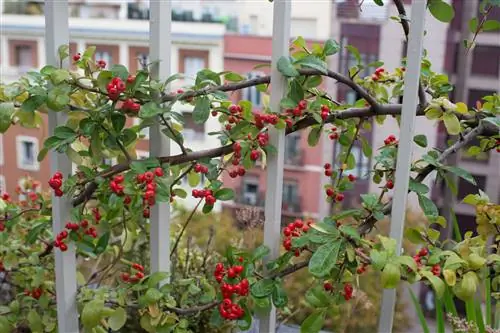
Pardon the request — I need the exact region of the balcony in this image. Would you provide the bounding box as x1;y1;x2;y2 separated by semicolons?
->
227;188;302;217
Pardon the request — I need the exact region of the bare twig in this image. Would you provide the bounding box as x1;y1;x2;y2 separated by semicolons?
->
160;115;187;155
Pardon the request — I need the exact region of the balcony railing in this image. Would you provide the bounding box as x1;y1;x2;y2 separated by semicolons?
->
232;188;301;214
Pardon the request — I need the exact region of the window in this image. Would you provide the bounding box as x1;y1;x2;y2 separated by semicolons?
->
335;143;370;179
103;158;117;166
15;45;34;69
95;51;112;67
137;150;149;160
242;72;263;107
471;45;500;77
283;181;300;212
0;176;5;194
284;132;301;165
242;178;259;206
344;52;377;78
16;136;39;171
184;56;205;80
182;112;205;141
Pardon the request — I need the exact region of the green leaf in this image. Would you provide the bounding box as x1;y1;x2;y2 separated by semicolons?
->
139;101;163;118
95;232;110;254
272;283;288;308
54;126;76;139
444;166;476;185
82;299;104;328
418;194;438;217
396;255;418;272
428;0;455;23
26;223;48;244
370;249;389;270
144;288;163;304
22;95;46;113
405;228;426;244
108;307;127;331
414;134;428;148
147;272;169;288
345;45;361;64
469;18;478;33
425;107;443;120
193;96;211;124
300;309;326;333
187;170;201;187
214;188;234;201
307;126;322;146
409;179;429;194
443;112;461;135
252;245;270;261
0;102;15;133
339;225;360;241
409;288;431;333
47;87;70;111
251;279;275;298
421;271;445;298
111;112;126;133
28;310;43;332
308;240;342;277
382;263;401;289
50;69;70;84
277;56;299;77
360;136;372;157
58;44;69;61
483;20;500;31
323;39;340;56
224;72;245;82
110;64;129;80
374;0;384;5
295;55;327;74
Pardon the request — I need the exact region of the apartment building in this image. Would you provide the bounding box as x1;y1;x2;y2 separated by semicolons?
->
0;2;225;209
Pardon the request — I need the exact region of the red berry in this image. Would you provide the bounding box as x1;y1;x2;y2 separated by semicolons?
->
335;193;345;202
250;150;260;161
324;163;331;169
132;263;144;272
215;263;224;272
135;271;145;279
298;100;307;110
154;167;164;177
418;248;428;257
348;174;356;182
326;188;335;197
121;272;130;282
325;169;333;177
329;132;339;140
294;219;304;228
237;167;246;176
127;75;135;83
386;180;394;189
283;227;292;237
60;243;68;252
143;207;150;218
324;282;333;291
432;264;441;276
205;195;216;206
233;142;241;152
72;53;81;62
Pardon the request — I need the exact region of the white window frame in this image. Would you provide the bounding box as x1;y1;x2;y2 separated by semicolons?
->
242;72;264;107
0;175;6;194
136;150;149;160
183;56;205;81
0;135;4;166
16;136;39;171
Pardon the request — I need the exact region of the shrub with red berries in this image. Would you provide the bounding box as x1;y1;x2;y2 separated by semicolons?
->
214;261;248;320
106;77;126;100
48;171;64;197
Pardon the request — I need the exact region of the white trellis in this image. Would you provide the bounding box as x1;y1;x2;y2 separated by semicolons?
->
42;0;428;331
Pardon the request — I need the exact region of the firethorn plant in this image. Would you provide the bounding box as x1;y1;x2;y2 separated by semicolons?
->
0;1;500;332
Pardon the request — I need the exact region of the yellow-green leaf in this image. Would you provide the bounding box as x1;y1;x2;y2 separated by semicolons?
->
456;102;468;114
425;107;443;120
443;269;456;286
82;300;104;328
108;307;127;331
381;263;401;289
443;112;461;135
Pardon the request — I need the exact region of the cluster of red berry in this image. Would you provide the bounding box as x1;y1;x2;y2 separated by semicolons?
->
55;220;98;251
325;187;345;202
383;134;397;145
122;98;140;113
121;263;145;283
324;163;333;177
24;287;43;299
194;163;209;174
232;142;243;165
228;166;246;178
282;219;312;256
107;77;126;101
110;174;125;196
286;99;308;117
356;263;368;274
320;105;331;121
323;282;354;301
48;172;64;197
92;207;101;223
328;126;339;140
137;168;164;217
218;104;244;131
371;67;385;82
495;139;500;153
192;188;216;206
412;248;441;276
254;112;280;129
54;230;69;251
214;261;248;320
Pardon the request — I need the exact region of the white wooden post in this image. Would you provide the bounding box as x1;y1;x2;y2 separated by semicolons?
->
45;1;80;332
378;1;427;332
149;1;172;276
260;1;291;331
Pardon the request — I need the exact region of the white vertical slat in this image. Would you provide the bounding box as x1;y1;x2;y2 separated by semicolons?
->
378;1;427;332
149;1;172;276
260;1;291;332
45;1;79;332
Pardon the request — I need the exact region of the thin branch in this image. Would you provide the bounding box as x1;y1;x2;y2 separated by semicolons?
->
164;300;219;315
170;199;203;258
160;115;187;155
